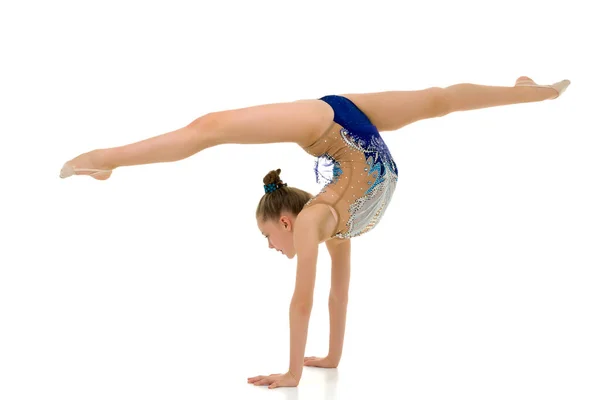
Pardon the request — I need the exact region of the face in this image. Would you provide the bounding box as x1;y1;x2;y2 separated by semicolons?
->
257;214;297;259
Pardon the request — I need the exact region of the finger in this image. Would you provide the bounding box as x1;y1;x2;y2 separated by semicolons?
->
269;378;283;389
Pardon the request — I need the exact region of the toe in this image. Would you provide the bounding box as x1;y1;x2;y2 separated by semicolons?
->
59;164;74;178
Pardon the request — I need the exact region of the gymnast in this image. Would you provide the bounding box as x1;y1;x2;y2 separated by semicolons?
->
60;76;570;389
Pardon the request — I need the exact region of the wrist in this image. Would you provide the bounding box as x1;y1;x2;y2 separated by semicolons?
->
288;368;302;381
325;354;341;366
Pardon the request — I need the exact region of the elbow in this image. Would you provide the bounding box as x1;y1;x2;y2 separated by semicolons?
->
291;298;313;314
329;293;348;304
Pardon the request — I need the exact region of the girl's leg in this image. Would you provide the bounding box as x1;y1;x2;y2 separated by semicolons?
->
442;76;567;113
341;76;569;132
60;99;334;179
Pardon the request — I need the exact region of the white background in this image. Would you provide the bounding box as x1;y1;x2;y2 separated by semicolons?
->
1;0;598;399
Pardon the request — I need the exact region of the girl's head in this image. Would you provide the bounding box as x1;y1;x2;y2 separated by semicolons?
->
255;168;313;259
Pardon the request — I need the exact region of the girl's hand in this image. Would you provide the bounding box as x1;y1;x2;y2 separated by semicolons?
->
304;356;338;368
247;371;299;389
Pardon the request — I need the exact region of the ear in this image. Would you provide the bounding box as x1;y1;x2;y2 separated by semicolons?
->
280;215;291;230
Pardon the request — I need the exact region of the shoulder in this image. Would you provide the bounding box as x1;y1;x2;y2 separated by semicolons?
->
297;203;337;242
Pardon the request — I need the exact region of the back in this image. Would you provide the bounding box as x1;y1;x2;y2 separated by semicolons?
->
301;95;399;239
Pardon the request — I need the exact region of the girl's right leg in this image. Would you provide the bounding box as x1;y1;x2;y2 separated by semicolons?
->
340;76;569;133
60;99;335;179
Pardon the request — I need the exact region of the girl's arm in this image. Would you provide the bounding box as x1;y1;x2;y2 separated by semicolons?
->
287;209;322;380
325;239;351;366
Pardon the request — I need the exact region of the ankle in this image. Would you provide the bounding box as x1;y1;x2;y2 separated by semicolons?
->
91;149;117;170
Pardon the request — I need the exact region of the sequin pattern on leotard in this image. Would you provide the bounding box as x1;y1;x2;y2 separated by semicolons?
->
338;127;398;238
302;95;399;239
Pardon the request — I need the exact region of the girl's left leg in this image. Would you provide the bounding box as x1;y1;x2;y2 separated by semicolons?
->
441;76;569;113
60;99;334;180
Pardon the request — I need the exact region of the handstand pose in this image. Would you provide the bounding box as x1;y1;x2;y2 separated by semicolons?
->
60;76;570;389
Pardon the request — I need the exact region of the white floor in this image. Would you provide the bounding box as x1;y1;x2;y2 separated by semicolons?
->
2;226;598;399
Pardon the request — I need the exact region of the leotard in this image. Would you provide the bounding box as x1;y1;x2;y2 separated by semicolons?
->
302;95;399;239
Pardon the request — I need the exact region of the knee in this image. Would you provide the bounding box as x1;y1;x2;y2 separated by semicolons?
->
187;112;221;133
429;87;452;117
185;112;223;149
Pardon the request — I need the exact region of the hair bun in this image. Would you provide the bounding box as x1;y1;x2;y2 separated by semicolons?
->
263;168;288;194
263;168;284;186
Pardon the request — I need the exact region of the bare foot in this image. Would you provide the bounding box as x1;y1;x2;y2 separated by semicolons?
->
60;150;113;180
514;76;560;99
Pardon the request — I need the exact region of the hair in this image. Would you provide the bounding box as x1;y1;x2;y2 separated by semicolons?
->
256;168;314;222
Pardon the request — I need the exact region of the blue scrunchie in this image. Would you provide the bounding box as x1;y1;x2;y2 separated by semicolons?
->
264;182;287;194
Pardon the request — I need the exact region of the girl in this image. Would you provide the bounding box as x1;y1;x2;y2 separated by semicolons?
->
59;76;570;389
